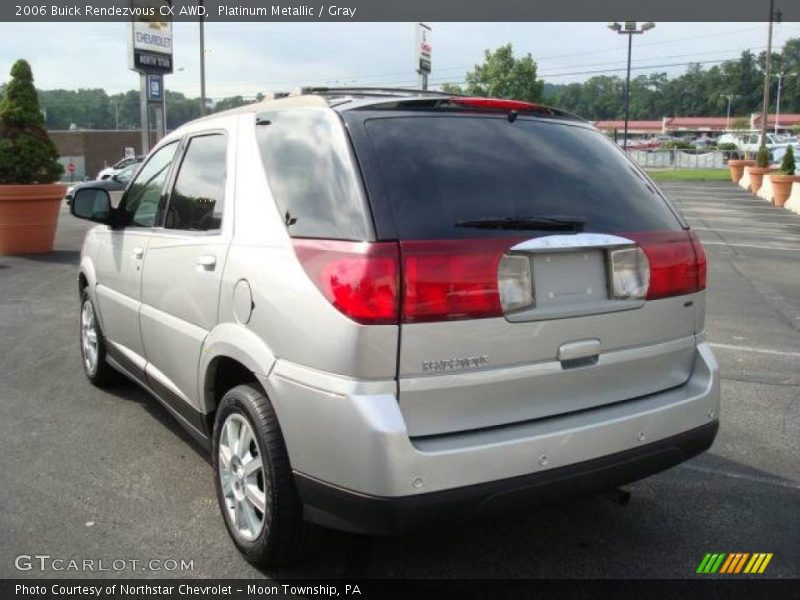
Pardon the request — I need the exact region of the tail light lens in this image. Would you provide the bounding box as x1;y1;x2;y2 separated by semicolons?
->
689;230;708;292
293;231;706;326
449;97;542;111
401;239;512;322
608;246;650;300
628;231;706;299
498;254;534;313
292;239;399;325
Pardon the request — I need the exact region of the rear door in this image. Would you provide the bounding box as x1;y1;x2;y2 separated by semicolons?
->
346;110;705;436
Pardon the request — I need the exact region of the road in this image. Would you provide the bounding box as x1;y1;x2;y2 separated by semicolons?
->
0;181;798;579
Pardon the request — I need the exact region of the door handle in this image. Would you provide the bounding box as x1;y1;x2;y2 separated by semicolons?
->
196;255;217;270
132;247;144;260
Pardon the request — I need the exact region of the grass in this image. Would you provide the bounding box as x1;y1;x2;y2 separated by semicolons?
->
645;168;731;181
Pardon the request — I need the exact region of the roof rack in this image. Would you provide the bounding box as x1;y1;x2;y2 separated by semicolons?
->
299;86;451;98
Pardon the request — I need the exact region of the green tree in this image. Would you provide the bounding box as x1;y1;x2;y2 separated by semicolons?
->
780;145;795;175
444;44;544;102
0;60;62;184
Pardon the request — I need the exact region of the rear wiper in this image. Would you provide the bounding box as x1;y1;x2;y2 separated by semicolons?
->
454;215;586;232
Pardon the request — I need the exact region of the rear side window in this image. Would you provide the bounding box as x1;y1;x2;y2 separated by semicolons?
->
359;115;681;240
257;109;372;240
165;134;227;231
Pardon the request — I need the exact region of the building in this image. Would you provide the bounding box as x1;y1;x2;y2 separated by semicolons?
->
593;113;800;137
49;129;159;182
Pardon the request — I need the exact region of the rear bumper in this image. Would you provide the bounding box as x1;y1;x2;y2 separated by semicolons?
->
295;420;718;534
263;341;719;533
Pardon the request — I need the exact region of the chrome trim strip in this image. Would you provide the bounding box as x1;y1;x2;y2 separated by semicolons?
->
511;233;636;253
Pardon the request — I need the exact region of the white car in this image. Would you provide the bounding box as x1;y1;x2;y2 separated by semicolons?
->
737;132;788;156
96;155;144;180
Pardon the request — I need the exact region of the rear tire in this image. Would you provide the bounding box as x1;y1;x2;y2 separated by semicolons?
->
79;289;121;387
213;383;315;565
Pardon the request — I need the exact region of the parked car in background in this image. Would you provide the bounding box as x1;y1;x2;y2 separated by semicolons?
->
716;133;742;147
96;155;144;181
67;163;138;205
691;136;716;149
737;132;787;156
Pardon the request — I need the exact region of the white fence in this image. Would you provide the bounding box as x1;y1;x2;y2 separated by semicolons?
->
628;149;732;170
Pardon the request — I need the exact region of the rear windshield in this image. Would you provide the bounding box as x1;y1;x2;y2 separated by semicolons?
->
356;115;681;240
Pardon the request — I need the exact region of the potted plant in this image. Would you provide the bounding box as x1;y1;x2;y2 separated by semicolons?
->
771;145;797;208
722;143;752;183
0;59;65;254
746;145;774;194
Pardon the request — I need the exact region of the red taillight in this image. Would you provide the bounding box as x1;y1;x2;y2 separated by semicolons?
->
449;97;541;111
292;239;399;325
689;230;707;292
628;231;706;299
401;239;512;323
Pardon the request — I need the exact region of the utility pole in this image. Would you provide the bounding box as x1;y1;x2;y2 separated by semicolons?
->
773;72;797;135
759;0;774;156
720;94;737;130
199;0;207;116
607;22;655;151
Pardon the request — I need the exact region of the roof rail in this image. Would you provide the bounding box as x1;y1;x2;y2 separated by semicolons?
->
299;86;451;98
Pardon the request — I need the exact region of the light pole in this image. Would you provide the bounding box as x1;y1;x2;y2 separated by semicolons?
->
199;0;207;116
607;21;655;151
759;0;774;157
720;94;738;130
773;72;797;135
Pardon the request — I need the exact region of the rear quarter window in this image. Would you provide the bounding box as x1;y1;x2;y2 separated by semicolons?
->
355;114;682;240
256;109;372;240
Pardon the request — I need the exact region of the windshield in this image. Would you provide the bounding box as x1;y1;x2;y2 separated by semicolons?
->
353;114;682;240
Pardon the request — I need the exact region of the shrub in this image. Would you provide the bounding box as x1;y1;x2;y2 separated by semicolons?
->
716;143;738;151
756;145;770;168
0;59;63;184
780;145;795;176
661;140;694;150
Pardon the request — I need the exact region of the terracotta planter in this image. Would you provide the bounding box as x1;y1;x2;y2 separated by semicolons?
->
771;174;799;208
0;183;66;255
746;166;775;194
728;159;756;183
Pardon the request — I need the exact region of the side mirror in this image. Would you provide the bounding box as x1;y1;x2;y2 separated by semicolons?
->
71;188;113;224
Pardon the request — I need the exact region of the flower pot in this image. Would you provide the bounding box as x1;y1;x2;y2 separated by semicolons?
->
746;166;775;194
728;159;756;183
771;174;799;208
0;183;66;255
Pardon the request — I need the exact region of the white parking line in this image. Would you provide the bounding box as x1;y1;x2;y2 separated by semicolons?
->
681;209;787;217
685;216;800;225
710;342;800;358
665;190;751;196
678;463;800;490
701;241;800;251
692;227;800;239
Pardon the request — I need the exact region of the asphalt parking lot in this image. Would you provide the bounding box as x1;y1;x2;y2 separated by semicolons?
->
0;181;798;579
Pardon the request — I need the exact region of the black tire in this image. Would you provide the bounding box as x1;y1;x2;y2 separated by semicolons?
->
79;289;121;387
212;383;315;565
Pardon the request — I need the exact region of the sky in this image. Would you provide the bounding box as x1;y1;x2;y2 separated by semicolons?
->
1;21;800;99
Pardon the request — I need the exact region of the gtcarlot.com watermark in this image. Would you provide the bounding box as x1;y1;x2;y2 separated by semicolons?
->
14;554;194;573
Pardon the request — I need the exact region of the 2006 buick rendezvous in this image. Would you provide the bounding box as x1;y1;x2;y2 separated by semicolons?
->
70;88;719;565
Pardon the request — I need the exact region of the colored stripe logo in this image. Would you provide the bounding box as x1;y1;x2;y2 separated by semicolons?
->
696;553;773;574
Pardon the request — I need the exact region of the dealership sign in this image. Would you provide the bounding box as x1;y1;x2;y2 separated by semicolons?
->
415;23;431;75
128;1;173;74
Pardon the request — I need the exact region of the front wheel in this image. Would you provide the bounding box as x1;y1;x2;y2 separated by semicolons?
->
79;289;120;387
213;384;315;565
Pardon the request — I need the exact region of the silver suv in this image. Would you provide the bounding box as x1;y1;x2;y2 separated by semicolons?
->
70;89;719;565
